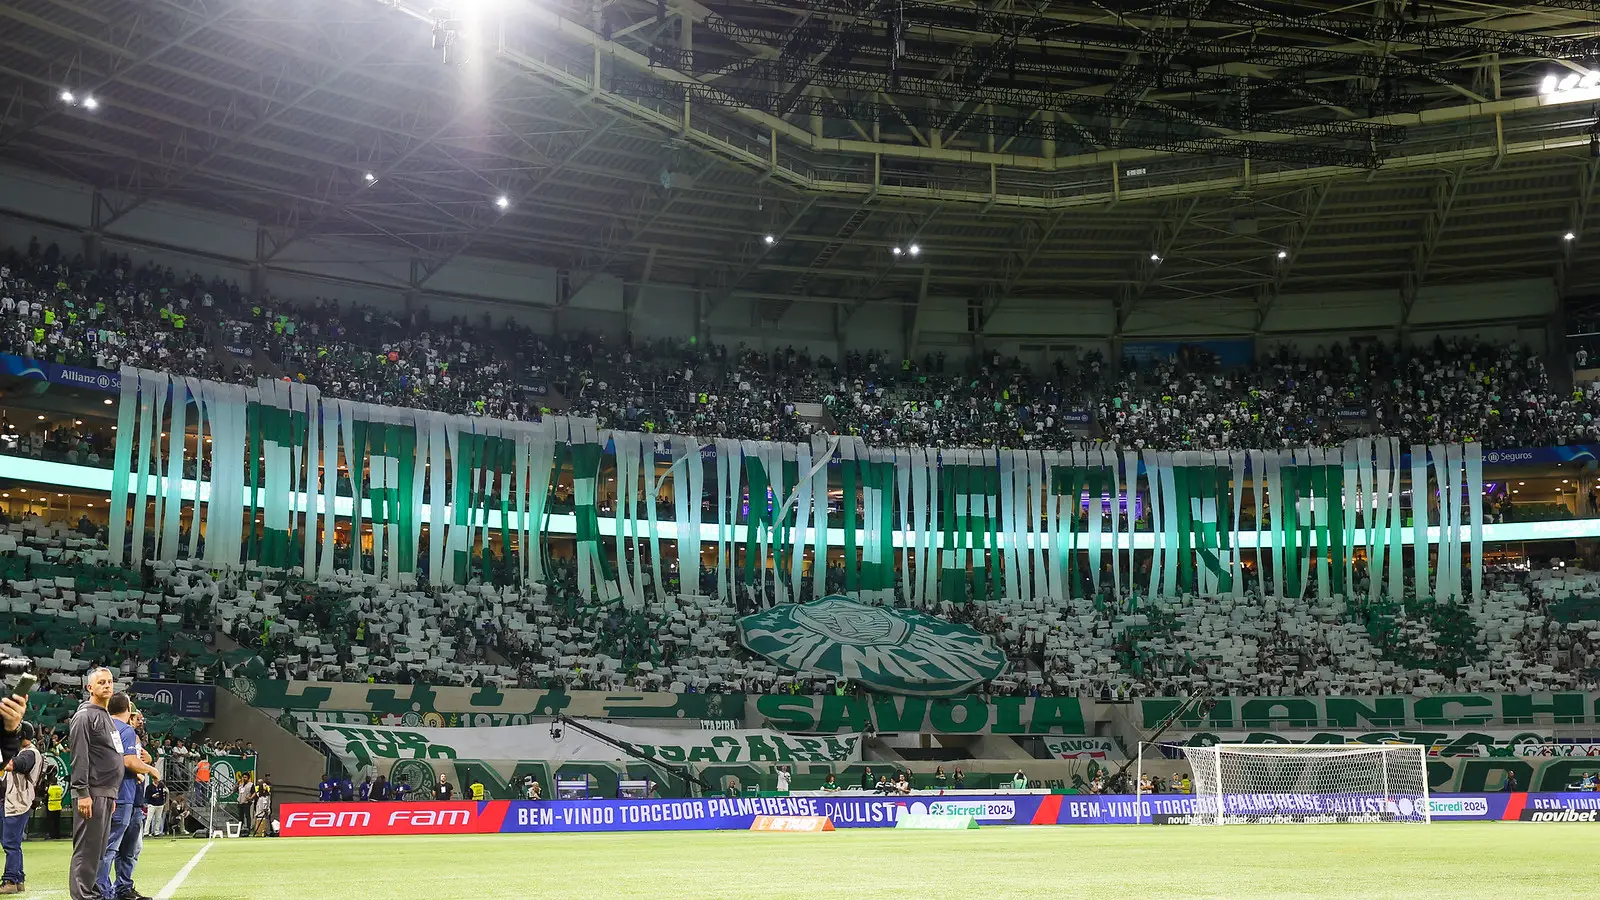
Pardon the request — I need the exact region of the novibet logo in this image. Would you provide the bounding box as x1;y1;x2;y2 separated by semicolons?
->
1521;809;1600;823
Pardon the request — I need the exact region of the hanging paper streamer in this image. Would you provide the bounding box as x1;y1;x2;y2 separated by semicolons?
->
102;369;1489;602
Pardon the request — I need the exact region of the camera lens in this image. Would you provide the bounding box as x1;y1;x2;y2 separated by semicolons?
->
0;659;29;675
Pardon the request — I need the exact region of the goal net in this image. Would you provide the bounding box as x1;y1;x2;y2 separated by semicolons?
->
1179;744;1430;825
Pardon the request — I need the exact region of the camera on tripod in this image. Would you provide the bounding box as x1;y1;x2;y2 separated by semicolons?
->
0;657;36;697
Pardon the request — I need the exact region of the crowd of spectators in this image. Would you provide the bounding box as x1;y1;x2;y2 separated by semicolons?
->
4;509;1599;700
10;238;1600;451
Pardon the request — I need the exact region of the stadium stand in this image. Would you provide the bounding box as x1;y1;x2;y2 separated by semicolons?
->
3;512;1598;697
8;241;1600;451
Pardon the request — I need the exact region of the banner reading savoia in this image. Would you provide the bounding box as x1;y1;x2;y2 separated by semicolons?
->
750;694;1088;734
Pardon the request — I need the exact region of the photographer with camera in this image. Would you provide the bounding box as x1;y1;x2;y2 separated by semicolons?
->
1;723;42;893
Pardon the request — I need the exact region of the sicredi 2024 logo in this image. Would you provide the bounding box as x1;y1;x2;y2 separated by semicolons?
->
921;800;1016;821
1425;797;1490;817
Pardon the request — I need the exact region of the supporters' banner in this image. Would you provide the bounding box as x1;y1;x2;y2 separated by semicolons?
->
1123;339;1255;368
308;720;862;784
279;792;1600;836
1518;743;1600;758
737;595;1007;696
205;753;257;803
108;368;1487;600
1044;737;1123;760
237;681;747;727
751;694;1089;735
1170;730;1552;758
1141;692;1600;730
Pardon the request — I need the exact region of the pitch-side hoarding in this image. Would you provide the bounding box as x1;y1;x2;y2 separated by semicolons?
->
279;792;1600;836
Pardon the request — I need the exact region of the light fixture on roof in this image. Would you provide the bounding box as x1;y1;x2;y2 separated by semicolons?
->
1150;253;1162;262
82;95;98;111
60;89;74;104
1542;71;1597;95
892;246;903;256
763;234;775;245
103;398;113;405
1565;231;1578;241
364;172;376;183
908;243;921;257
1276;249;1289;260
495;195;510;210
37;415;45;421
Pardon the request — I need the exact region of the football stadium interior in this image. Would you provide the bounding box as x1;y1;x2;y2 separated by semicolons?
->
5;0;1600;895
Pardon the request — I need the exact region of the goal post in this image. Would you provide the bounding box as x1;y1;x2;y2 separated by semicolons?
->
1179;744;1431;825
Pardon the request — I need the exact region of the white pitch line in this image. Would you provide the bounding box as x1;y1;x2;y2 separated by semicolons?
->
154;840;215;899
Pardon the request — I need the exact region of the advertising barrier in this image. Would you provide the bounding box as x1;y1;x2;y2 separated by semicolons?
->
0;352;120;392
279;792;1600;836
131;681;217;720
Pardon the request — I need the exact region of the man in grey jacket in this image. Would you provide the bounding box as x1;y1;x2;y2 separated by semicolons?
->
68;668;121;900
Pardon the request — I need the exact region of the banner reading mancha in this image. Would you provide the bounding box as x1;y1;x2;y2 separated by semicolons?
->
1140;692;1600;730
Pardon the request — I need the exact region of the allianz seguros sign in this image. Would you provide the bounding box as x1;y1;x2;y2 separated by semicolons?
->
1138;692;1600;730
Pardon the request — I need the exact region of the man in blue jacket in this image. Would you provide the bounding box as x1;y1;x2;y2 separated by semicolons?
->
97;694;160;900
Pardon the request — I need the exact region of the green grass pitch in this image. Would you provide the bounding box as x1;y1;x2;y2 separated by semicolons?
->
13;823;1591;899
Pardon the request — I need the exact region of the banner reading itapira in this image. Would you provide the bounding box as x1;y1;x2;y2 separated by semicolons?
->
309;719;863;796
111;368;1488;608
237;680;747;727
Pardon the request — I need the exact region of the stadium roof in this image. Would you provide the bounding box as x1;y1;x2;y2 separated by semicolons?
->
3;0;1600;326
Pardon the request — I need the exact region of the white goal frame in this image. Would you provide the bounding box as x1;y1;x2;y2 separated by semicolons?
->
1141;743;1430;825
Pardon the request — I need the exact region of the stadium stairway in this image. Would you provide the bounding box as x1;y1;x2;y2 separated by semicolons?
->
213;685;326;806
